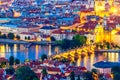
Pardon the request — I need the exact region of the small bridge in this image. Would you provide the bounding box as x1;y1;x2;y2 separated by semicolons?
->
95;49;120;53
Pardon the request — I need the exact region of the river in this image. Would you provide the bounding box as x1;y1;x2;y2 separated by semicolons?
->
0;44;62;62
0;43;120;70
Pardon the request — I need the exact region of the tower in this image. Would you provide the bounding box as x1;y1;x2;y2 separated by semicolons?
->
103;15;107;30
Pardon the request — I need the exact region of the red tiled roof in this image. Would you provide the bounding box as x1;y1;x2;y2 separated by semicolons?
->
47;67;60;72
67;66;87;71
107;22;116;29
52;29;75;34
20;32;34;35
0;57;8;63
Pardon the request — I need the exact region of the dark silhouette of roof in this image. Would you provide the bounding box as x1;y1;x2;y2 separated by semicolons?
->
40;26;56;30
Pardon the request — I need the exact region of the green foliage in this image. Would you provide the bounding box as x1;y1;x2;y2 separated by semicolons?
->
61;35;87;50
55;40;63;45
28;36;30;40
83;71;94;80
70;71;75;80
111;66;120;80
41;68;48;76
15;59;20;65
41;54;47;61
77;75;81;80
9;56;14;66
106;42;111;49
61;39;73;50
111;66;120;74
91;68;98;74
0;61;6;68
0;34;7;39
25;36;27;40
15;66;38;80
8;33;15;39
5;67;15;75
16;35;20;40
73;34;87;46
113;73;120;80
50;36;56;41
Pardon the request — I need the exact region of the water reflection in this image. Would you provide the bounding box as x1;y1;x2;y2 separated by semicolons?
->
35;45;39;60
0;44;61;62
77;52;119;70
0;44;119;70
48;45;51;56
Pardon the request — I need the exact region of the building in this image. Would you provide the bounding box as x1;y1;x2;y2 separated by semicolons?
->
19;32;35;40
0;25;29;34
39;26;56;35
51;29;75;40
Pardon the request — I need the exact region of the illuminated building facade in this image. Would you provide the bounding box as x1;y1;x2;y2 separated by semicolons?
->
94;0;116;17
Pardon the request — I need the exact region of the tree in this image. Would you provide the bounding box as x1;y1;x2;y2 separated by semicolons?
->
5;67;15;75
111;66;120;80
8;33;15;39
111;66;120;74
15;66;39;80
16;35;20;40
73;34;87;47
9;56;14;66
106;42;111;49
0;31;1;35
77;75;81;80
25;36;27;40
41;54;47;61
28;36;30;40
91;68;98;74
61;39;73;50
15;59;20;65
0;61;7;68
41;68;48;77
70;71;75;80
113;73;120;80
1;34;7;39
50;36;56;41
83;71;94;80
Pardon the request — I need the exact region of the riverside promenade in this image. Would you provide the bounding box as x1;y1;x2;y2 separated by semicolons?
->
0;39;28;44
0;39;57;45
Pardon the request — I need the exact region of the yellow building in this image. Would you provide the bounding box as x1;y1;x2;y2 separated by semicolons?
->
94;0;115;17
94;23;104;43
94;22;115;43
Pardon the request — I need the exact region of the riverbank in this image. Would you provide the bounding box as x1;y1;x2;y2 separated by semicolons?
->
0;39;28;44
32;41;58;45
0;39;59;45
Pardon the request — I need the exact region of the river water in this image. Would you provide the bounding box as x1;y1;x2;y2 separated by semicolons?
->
0;44;120;70
0;44;62;62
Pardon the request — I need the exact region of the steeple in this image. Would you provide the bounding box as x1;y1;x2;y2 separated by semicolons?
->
103;15;107;30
